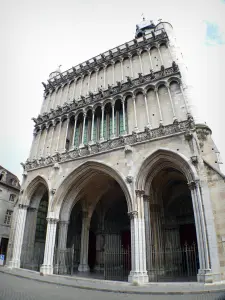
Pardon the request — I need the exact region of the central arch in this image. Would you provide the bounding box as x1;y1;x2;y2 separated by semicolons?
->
52;161;132;281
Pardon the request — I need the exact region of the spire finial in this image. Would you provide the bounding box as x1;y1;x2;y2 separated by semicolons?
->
141;13;145;21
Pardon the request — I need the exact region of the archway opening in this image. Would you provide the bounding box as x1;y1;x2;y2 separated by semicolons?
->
21;184;49;271
56;169;131;281
147;167;198;282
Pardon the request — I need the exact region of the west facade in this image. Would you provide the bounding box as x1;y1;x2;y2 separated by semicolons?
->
0;166;20;261
7;20;225;284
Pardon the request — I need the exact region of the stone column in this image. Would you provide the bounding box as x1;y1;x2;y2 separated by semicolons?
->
78;211;90;272
42;124;49;157
122;99;127;135
40;218;58;275
111;101;115;139
112;62;115;85
90;110;95;144
128;54;134;78
120;58;124;81
59;86;63;106
49;122;55;155
35;128;42;159
128;190;148;284
95;68;99;92
143;92;151;129
147;48;153;70
166;84;177;122
103;64;106;89
56;119;62;152
79;75;84;97
72;79;76;99
155;88;163;125
63;116;70;152
100;104;105;142
52;89;57;109
143;195;154;281
138;52;143;74
56;220;69;274
79;112;86;148
8;204;28;269
157;46;164;65
132;95;138;132
87;71;91;95
66;83;70;101
70;116;77;150
180;83;190;116
188;180;217;283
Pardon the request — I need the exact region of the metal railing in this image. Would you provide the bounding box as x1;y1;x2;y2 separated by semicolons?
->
149;243;198;282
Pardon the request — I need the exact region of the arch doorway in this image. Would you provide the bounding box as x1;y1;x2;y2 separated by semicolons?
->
147;167;199;282
21;183;49;271
55;169;131;281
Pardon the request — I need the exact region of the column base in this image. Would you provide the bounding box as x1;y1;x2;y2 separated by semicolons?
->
128;271;149;285
78;264;90;272
7;260;20;269
99;137;104;143
79;144;84;148
197;269;221;283
40;265;53;275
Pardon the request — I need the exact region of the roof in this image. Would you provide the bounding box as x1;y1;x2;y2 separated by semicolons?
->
0;165;20;190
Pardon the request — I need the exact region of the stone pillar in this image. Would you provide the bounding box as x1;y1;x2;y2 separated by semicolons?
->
95;68;99;92
122;99;127;135
166;84;177;122
70;116;77;150
8;204;28;269
143;195;154;281
78;211;90;272
128;54;134;78
56;119;62;152
40;217;58;275
138;52;143;74
157;46;164;65
188;180;219;283
143;92;151;129
100;104;105;142
128;190;148;284
79;75;84;97
120;58;124;81
132;95;138;132
63;116;70;152
112;61;115;85
90;110;95;144
42;124;49;157
79;112;86;148
56;220;69;274
35;128;42;159
72;79;76;99
155;88;163;125
111;102;115;139
49;122;55;155
147;48;153;70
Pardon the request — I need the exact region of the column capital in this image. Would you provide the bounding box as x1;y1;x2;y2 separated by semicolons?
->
128;210;138;219
46;217;59;224
27;206;37;212
188;180;200;191
135;190;145;197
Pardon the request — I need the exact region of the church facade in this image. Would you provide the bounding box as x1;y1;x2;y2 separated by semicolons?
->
7;20;225;284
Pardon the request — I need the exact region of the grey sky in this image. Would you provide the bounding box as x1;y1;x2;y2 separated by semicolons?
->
0;0;225;180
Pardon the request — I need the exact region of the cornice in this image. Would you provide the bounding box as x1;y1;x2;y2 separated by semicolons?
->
24;120;191;172
33;63;180;128
43;29;168;93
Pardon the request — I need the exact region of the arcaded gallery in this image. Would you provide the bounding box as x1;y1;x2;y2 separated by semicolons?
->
7;19;225;284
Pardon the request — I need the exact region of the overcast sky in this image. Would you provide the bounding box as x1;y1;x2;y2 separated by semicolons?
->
0;0;225;180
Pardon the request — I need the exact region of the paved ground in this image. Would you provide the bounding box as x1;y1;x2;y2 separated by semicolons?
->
0;272;225;300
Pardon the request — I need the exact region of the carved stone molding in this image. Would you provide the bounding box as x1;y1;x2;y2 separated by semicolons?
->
143;195;151;202
33;65;180;128
50;188;56;195
135;190;145;197
24;120;190;172
187;180;200;191
191;155;198;165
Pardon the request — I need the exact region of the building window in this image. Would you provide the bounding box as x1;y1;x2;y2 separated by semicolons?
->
4;210;13;225
9;194;16;202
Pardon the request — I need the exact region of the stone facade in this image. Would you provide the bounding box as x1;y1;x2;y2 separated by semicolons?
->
0;166;20;260
7;20;225;284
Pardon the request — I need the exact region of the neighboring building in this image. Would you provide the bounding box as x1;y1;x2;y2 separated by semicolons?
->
0;166;20;260
7;19;225;284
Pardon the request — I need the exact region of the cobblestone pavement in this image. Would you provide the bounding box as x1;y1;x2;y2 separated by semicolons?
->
0;273;225;300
